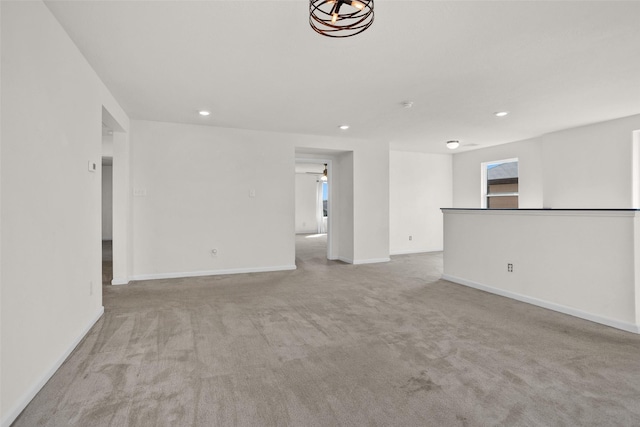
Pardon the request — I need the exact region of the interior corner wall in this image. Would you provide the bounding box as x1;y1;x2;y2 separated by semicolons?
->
390;151;452;254
541;114;640;208
0;2;129;425
295;174;318;234
452;137;543;208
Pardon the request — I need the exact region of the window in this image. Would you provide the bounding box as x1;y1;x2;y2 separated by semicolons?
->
482;159;518;208
322;181;328;217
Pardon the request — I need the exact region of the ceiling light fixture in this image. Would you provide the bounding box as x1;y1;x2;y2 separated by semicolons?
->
446;140;460;150
198;110;211;116
339;125;350;130
402;101;414;109
495;111;509;117
309;0;374;38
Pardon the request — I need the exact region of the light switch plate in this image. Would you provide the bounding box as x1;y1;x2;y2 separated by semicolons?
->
88;161;97;172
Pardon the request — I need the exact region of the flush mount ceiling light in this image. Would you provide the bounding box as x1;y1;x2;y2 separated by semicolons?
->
339;125;350;130
321;163;328;181
310;0;374;38
446;140;460;150
198;110;211;116
494;111;509;117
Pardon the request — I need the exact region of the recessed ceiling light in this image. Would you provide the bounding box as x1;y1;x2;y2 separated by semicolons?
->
495;111;509;117
339;125;350;130
446;140;460;150
198;110;211;116
401;101;414;109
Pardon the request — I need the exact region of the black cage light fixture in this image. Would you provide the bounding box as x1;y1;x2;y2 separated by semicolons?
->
310;0;374;38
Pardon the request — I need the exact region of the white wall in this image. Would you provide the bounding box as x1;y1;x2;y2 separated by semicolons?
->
295;174;318;234
129;120;389;278
541;114;640;208
336;151;354;263
111;130;132;285
442;209;640;333
101;165;113;240
130;120;295;277
453;137;543;208
0;2;128;425
0;0;3;415
452;114;640;209
389;151;452;254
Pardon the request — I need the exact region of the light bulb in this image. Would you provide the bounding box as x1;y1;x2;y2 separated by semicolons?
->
351;1;364;10
331;13;338;23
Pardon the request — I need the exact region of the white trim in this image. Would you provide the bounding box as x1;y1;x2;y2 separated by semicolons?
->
353;257;391;265
441;274;640;334
129;264;297;282
1;307;105;427
111;277;129;285
390;249;441;256
336;257;392;265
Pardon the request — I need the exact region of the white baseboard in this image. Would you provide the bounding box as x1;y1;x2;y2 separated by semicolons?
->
441;274;640;334
1;307;105;427
129;264;297;282
353;257;391;265
390;249;441;256
111;277;129;285
335;257;391;265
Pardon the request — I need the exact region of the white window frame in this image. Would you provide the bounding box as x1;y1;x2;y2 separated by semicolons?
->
480;158;519;208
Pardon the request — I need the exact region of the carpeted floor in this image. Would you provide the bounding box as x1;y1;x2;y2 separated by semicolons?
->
13;234;640;426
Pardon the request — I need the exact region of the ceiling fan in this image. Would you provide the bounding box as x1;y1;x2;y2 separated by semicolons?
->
304;163;328;181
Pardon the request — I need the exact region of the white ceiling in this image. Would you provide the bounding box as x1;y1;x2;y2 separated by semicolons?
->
45;1;640;154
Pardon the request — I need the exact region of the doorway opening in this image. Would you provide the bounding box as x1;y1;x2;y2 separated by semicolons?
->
295;159;332;264
101;123;114;287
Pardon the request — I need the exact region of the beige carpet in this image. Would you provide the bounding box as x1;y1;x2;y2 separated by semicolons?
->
13;234;640;426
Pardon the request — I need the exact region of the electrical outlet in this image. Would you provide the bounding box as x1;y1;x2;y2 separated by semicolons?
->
409;235;412;241
507;263;513;272
211;248;218;256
